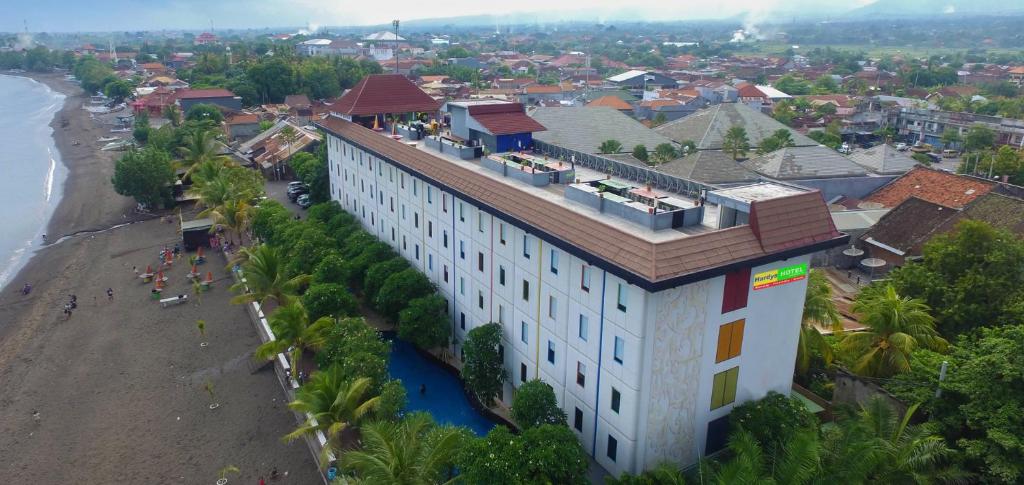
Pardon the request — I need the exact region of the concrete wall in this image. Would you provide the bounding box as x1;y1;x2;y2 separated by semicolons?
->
833;368;908;416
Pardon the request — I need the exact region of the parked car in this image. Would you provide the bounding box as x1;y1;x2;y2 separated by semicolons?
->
296;194;312;209
287;185;309;201
942;149;959;158
895;142;908;151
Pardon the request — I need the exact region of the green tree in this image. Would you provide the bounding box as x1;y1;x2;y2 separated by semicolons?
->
632;144;650;162
103;79;134;102
398;295;451;350
177;126;228;177
722;125;750;160
286;369;380;464
255;300;334;375
812;75;839;94
339;412;467;484
302;283;359;321
730;391;816;458
815;102;837;116
185;103;224;124
133;110;151;144
708;427;821;485
940;129;962;150
229;244;309;306
887;220;1024;336
462;323;508;406
312;253;347;285
652;143;678;163
162;104;181;127
798;269;841;375
510;379;567;429
298;57;342;99
599;139;623;154
839;285;947;377
363;257;411;303
773;75;811;95
247;57;296;103
316;317;391;388
457;424;588;485
374;268;434;322
111;146;174;209
606;463;687;485
963;124;995;152
679;139;697;154
375;380;408;422
652;112;668;127
202;198;252;245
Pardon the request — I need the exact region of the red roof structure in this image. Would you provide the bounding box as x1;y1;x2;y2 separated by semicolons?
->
177;88;236;99
467;103;546;135
737;84;767;98
864;166;995;209
328;74;441;116
587;95;633;110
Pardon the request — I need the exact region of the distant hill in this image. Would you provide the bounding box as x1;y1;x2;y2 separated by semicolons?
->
845;0;1024;18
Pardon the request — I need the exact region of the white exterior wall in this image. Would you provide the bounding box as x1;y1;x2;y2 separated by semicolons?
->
326;132;810;477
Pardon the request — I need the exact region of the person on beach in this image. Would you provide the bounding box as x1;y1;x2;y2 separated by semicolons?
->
63;304;72;320
21;283;31;295
420;384;426;395
132;265;138;276
106;288;113;301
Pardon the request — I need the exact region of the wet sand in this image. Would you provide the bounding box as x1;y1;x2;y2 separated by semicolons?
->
0;73;318;484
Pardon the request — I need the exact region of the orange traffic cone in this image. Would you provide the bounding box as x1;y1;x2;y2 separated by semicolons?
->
164;251;173;265
190;264;198;276
205;271;214;284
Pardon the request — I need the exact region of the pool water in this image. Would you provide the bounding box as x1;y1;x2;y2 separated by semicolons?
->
387;337;498;436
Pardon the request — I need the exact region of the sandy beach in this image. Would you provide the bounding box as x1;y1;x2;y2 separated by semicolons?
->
0;74;318;483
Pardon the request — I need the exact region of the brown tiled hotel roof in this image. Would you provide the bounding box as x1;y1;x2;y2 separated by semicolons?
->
316;117;845;289
467;103;547;135
328;74;441;116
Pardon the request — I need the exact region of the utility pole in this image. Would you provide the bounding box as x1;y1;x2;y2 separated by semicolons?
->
935;360;948;398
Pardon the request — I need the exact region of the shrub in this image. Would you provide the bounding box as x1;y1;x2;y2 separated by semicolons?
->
511;379;567;429
398;295;450;350
302;283;358;321
374;268;434;322
729;391;815;455
462;323;508;405
316;317;390;389
363;257;411;303
311;252;347;285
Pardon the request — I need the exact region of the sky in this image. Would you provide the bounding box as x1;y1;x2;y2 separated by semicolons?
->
2;0;878;33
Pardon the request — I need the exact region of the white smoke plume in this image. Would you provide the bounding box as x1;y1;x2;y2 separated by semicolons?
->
15;32;34;50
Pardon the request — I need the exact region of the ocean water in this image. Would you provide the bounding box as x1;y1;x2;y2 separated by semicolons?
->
0;75;67;291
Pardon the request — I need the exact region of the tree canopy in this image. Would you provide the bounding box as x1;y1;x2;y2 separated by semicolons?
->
111;146;175;209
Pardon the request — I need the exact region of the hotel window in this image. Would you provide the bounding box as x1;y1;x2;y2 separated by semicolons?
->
581;265;591;292
390;197;394;212
378;190;383;204
520;363;528;383
607;436;618;461
576;361;586;387
547;340;555;364
443;265;448;283
402;235;406;250
499;266;506;286
478;290;484;310
459;203;465;222
522;280;530;301
478;252;484;272
499;224;507;244
550;250;559;275
460;312;466;330
614;337;624;364
459;277;465;295
521;321;528;344
360;180;365;193
716;319;746;363
415;244;420;260
498;305;506;324
400;173;404;188
616;284;628;312
611;387;621;413
427;186;433;204
443;230;448;248
413;179;418;196
522;235;531;259
711;367;740;410
578;315;589;341
389;166;393;182
428;254;433;271
427;221;432;237
391;228;395;242
548;295;557;319
459;241;465;259
414;212;419;228
401;204;406;220
498;344;504;361
442;194;447;212
478;213;484;232
574;408;584;432
722;267;751;314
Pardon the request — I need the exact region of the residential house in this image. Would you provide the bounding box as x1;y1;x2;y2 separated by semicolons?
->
284;94;313;124
606;70;679;91
194;32;219;46
520;84;567;105
444;100;547;153
225;112;263;141
587;95;634;116
176;88;242;113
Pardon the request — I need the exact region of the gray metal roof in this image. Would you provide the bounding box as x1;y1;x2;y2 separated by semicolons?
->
848;144;920;175
658;150;761;184
742;145;869;180
831;209;890;232
529;106;675;154
181;217;214;231
654;103;817;150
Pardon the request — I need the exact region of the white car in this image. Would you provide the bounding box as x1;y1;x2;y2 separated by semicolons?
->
895;143;908;151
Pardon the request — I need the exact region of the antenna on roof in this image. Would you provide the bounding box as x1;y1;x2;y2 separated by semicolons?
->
392;19;400;75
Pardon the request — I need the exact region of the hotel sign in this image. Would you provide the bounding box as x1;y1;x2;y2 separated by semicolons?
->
752;263;808;290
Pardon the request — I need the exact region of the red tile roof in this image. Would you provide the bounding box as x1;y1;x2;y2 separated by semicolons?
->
524;85;562;94
737;84;766;98
865;166;995;209
177;88;236;99
587;95;633;110
467;103;547;135
328;74;441;116
316;116;845;287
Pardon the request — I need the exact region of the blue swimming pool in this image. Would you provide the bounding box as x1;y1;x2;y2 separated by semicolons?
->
387;337;498;436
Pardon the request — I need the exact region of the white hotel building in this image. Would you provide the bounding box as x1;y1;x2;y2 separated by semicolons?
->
317;109;845;476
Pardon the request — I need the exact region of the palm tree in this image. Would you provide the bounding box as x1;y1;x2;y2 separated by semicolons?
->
255;300;333;374
178;128;229;177
856;397;970;484
723;125;750;160
709;427;822;484
599;139;623;154
229;244;309;306
797;270;842;375
840;285;948;377
203;198;252;245
772;128;795;147
340;412;465;485
286;368;380;465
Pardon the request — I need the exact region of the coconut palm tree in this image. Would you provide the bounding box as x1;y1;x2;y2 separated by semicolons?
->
285;368;381;465
229;244;308;306
797;270;842;375
178;127;230;177
709;427;822;485
340;412;465;485
204;198;252;245
255;300;333;374
840;285;947;377
723;125;750;160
